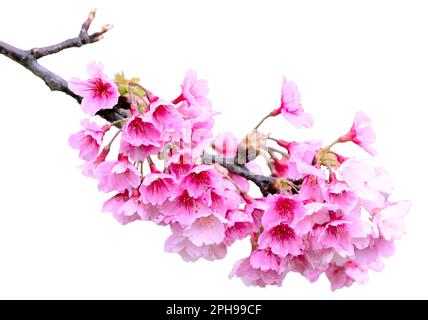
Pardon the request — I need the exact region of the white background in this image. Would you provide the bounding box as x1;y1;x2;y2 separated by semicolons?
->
0;0;427;299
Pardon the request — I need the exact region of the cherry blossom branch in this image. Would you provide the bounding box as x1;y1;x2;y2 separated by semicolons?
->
0;9;129;123
201;153;278;196
0;10;281;195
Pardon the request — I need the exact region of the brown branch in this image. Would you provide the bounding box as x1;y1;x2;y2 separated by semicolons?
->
0;9;129;123
201;154;278;196
0;10;279;195
31;10;113;59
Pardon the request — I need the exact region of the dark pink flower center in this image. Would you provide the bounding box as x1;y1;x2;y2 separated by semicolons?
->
275;198;295;222
82;135;97;147
153;105;173;123
177;191;197;210
210;191;222;207
128;117;146;136
170;163;192;177
89;78;112;97
271;224;295;241
328;210;344;221
189;171;211;187
149;179;168;193
326;224;348;243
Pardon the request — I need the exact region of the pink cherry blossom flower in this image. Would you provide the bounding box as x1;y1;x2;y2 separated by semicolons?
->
165;150;195;179
325;265;354;291
262;194;306;229
102;191;141;225
208;179;243;216
212;132;239;158
305;248;335;268
183;213;228;246
182;165;222;198
79;146;110;178
229;257;285;287
258;222;304;257
160;187;211;226
339;159;393;210
326;262;369;291
146;99;184;132
249;248;282;272
139;173;176;206
340;111;376;156
94;158;141;193
165;224;227;262
272;77;313;128
68;62;119;115
315;221;354;256
354;237;395;266
121;115;161;147
294;202;338;235
104;188;166;225
315;207;371;257
325;178;358;211
372;201;411;241
298;176;327;202
286;253;327;282
172;70;211;108
186;118;215;155
69;119;107;161
287;141;324;180
224;208;259;245
165;234;227;262
119;139;161;162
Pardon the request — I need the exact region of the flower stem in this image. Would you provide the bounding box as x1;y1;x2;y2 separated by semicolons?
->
268;146;288;158
147;156;158;173
254;113;273;131
109;118;127;128
325;138;341;151
106;129;122;148
139;161;144;175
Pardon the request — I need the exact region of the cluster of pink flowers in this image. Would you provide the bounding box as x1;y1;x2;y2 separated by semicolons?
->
68;63;409;290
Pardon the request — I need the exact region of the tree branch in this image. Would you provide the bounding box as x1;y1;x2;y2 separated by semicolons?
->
0;9;129;123
201;154;278;196
0;10;279;195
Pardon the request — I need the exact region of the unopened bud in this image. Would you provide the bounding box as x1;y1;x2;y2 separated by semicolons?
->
316;148;339;168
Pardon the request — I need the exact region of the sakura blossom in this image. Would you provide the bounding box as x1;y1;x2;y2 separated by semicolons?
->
339;111;377;156
173;69;210;108
69;119;107;161
182;165;222;198
68;62;119;115
258;222;305;257
270;77;313;128
94;157;141;193
68;64;410;291
121;115;161;147
139;172;176;206
261;194;305;229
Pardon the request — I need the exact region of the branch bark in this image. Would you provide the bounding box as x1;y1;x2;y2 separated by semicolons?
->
201;154;278;196
0;10;279;195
